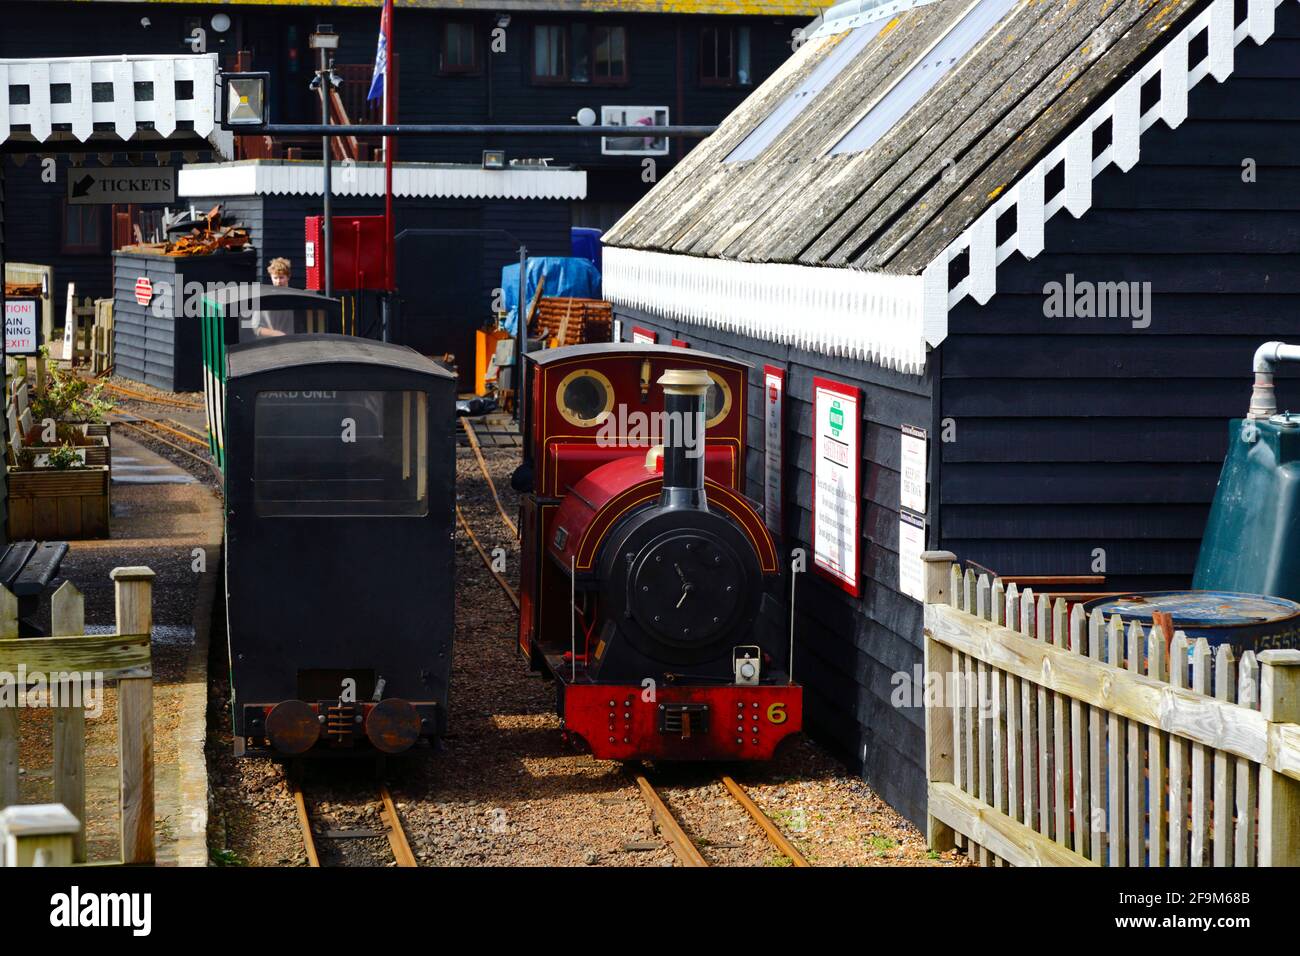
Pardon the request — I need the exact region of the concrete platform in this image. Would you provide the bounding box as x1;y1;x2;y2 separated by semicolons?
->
47;432;222;866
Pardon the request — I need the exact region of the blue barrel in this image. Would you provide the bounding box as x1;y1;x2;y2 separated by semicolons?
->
1081;591;1300;656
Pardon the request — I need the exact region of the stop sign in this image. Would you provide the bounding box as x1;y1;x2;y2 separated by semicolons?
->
134;276;153;307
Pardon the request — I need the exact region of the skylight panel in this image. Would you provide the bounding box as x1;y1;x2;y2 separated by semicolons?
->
725;23;885;164
829;0;1018;156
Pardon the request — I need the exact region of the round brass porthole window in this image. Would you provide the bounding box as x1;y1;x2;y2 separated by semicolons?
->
556;368;615;428
703;372;733;428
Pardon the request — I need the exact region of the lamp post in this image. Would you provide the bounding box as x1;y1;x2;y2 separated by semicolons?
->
309;25;340;298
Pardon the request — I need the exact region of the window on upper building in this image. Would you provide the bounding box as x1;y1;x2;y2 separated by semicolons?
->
533;23;628;85
61;202;106;255
700;24;751;88
441;21;480;75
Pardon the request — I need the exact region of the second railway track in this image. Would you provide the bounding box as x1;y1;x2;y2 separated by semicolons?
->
634;770;811;867
290;777;418;868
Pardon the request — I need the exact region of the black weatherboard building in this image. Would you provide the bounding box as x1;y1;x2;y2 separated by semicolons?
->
0;0;830;304
602;0;1300;824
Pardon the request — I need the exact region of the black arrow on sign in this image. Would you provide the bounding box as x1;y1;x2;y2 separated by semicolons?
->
71;174;95;199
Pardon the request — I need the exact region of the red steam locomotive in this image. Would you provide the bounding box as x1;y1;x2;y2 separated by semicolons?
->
514;343;802;761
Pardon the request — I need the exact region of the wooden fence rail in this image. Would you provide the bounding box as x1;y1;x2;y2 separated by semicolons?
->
0;566;155;865
921;551;1300;867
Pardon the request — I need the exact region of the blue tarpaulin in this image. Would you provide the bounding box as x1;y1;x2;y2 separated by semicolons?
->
500;256;602;335
570;227;603;271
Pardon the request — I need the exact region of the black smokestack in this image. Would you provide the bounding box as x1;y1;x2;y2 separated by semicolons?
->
658;368;710;510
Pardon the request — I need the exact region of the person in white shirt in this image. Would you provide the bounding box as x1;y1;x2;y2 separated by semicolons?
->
253;258;296;337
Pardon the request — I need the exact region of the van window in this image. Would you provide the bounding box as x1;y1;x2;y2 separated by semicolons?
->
253;390;428;517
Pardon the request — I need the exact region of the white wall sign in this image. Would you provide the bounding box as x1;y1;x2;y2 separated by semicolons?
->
4;299;39;355
601;106;670;156
811;377;860;596
898;511;926;602
900;423;928;515
763;365;785;536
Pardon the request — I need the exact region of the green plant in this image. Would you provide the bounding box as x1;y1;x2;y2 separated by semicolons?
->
28;346;114;424
45;442;85;470
209;847;245;867
866;834;897;853
15;447;35;470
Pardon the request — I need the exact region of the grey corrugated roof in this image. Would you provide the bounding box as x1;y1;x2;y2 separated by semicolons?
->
604;0;1214;275
228;335;455;380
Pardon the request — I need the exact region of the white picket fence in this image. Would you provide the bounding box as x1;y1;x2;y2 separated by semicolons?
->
0;53;228;155
920;552;1300;867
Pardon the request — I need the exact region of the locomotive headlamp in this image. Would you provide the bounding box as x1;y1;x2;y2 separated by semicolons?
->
221;72;269;130
734;647;761;686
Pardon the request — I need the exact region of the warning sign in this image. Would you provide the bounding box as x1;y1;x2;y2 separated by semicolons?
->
5;298;39;355
811;377;860;596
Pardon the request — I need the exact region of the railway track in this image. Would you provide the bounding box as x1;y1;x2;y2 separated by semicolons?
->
634;770;811;867
456;418;521;609
90;376;205;410
290;777;418;868
110;414;215;473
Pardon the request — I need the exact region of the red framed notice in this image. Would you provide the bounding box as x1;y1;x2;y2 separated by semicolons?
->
762;365;785;537
4;298;39;355
810;377;861;596
631;326;657;344
671;338;689;348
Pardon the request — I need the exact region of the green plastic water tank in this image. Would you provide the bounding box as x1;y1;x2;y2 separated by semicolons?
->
1193;414;1300;600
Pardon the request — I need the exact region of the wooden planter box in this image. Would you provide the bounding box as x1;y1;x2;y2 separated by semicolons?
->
24;434;110;467
6;465;110;540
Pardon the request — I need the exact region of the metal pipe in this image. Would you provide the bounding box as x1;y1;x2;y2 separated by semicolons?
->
250;123;717;138
1248;341;1300;419
318;53;333;298
515;245;528;427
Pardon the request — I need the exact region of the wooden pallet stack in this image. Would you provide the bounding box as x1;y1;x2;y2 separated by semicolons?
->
533;298;614;347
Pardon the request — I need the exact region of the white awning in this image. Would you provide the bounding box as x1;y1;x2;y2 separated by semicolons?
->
603;247;933;374
178;160;587;201
0;53;229;158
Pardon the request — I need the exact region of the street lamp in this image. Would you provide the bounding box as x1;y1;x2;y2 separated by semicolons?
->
310;26;339;297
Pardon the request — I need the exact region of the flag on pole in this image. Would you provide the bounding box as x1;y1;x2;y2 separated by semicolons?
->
367;0;392;102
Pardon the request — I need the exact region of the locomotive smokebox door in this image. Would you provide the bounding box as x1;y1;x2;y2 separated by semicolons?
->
222;335;457;757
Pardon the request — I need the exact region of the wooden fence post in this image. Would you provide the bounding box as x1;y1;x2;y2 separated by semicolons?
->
0;804;79;867
922;550;957;853
1259;649;1300;866
50;581;86;863
0;585;18;810
111;566;155;865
